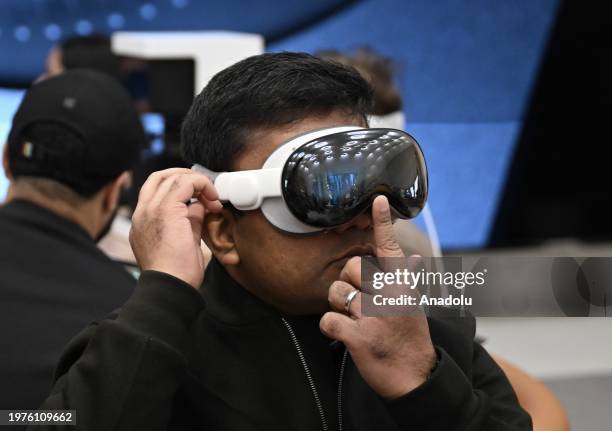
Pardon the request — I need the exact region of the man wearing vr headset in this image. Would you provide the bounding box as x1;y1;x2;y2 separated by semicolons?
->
38;53;530;430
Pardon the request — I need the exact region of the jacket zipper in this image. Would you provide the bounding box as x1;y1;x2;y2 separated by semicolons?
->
337;348;348;431
281;318;348;431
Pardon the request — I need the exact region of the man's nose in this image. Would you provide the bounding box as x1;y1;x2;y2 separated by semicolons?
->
333;210;373;234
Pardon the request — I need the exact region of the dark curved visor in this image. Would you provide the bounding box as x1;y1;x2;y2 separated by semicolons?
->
282;128;428;228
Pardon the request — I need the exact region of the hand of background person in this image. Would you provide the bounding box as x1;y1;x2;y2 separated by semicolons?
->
129;168;223;289
320;196;437;399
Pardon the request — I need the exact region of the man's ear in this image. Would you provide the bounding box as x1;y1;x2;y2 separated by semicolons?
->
203;209;240;266
102;171;132;211
2;142;12;179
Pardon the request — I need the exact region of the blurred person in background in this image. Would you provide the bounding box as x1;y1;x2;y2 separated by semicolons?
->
0;69;145;411
40;34;210;268
318;47;568;431
42;34;149;112
39;35;211;269
44;35;121;81
36;33;153;266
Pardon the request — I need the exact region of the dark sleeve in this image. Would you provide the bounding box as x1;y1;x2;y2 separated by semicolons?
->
384;343;532;430
31;271;205;431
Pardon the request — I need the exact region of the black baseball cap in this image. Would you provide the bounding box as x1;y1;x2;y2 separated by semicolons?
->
7;69;146;195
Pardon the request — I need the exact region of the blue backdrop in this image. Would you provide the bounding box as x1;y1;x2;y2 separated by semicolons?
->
0;0;559;248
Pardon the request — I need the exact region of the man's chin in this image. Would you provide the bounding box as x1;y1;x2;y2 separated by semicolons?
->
285;299;330;316
293;285;335;316
287;268;345;315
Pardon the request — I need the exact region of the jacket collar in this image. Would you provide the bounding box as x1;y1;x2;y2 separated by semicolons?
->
201;258;281;325
2;198;93;243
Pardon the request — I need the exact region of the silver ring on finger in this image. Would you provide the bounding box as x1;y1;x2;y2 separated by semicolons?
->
344;289;360;314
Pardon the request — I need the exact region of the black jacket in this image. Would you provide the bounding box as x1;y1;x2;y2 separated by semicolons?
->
0;199;136;411
38;259;531;430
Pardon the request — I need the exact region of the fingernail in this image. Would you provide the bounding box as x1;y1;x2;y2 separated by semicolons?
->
378;196;389;214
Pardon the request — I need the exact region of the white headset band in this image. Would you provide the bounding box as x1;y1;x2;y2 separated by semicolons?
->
191;125;364;212
368;111;405;130
191;165;280;210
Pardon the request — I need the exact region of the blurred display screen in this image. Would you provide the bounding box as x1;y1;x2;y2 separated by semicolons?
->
0;88;25;202
141;112;165;157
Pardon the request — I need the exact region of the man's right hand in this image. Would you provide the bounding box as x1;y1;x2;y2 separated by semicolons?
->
129;168;223;289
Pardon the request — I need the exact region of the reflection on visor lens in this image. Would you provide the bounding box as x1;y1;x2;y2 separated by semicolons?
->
282;129;428;228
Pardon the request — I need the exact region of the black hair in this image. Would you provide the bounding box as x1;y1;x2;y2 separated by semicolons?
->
60;35;121;80
181;52;373;172
9;122;114;198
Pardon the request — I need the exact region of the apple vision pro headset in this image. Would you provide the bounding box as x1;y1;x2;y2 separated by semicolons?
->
192;126;428;234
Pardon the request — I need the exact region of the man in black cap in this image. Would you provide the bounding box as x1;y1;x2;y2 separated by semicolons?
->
0;69;145;411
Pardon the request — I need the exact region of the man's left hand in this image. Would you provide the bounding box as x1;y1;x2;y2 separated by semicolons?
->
320;196;437;400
